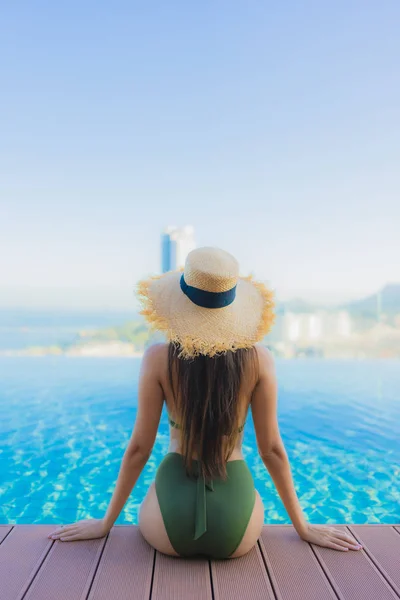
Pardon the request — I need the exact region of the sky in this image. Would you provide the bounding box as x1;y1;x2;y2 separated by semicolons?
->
1;1;399;310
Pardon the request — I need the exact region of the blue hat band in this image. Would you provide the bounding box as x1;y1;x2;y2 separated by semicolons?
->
180;274;237;309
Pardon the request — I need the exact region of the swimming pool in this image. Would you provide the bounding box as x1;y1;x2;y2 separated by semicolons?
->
0;357;399;525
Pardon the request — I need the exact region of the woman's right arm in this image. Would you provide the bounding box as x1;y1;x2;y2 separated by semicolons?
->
251;345;363;552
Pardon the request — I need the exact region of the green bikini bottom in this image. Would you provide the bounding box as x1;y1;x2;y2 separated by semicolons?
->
155;452;256;559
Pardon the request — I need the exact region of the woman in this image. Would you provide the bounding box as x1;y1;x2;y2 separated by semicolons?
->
48;247;363;557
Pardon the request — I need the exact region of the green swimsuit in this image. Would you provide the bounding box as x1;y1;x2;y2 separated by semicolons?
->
154;416;256;559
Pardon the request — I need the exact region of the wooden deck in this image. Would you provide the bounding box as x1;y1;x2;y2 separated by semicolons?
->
1;524;400;600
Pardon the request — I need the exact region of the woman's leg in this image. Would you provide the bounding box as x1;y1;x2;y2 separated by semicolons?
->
228;489;264;558
138;482;180;557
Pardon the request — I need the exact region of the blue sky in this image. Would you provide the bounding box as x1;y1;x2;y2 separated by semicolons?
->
1;2;399;309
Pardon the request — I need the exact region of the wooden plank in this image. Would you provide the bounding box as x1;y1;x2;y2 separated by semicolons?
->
211;543;275;600
0;526;13;544
311;525;399;600
259;525;337;600
349;525;400;598
87;526;154;600
24;529;107;600
151;551;212;600
0;524;55;600
0;524;399;600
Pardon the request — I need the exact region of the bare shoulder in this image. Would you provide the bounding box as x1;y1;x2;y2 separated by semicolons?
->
141;342;169;372
254;343;275;375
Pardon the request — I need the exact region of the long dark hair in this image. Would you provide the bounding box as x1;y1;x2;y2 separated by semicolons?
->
167;342;259;480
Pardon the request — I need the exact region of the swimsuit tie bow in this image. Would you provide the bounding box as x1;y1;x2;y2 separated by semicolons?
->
194;468;214;540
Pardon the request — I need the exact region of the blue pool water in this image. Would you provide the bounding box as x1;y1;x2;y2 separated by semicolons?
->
0;357;399;526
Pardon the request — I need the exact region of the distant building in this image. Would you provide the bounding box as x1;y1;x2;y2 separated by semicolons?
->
335;311;352;337
282;310;352;346
323;310;352;338
161;226;196;273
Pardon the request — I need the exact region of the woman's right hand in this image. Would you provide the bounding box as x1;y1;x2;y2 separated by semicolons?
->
299;524;363;551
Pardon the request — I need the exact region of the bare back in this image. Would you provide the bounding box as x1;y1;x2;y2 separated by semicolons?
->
155;342;262;461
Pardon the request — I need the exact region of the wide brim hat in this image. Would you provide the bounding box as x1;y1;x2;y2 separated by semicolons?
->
136;246;275;359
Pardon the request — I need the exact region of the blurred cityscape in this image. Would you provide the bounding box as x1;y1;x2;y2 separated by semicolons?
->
1;226;399;360
158;225;400;359
268;289;400;359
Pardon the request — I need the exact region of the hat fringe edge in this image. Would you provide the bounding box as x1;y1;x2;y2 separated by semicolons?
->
244;275;276;341
136;275;173;334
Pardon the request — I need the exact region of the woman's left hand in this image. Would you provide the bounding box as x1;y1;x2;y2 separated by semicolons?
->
47;518;110;542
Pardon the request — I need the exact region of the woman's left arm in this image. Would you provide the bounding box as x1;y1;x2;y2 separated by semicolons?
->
48;344;165;541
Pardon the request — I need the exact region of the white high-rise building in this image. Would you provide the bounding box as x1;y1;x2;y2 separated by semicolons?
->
161;226;196;273
283;310;353;345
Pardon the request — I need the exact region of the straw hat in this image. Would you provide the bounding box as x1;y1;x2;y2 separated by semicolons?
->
136;246;275;359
